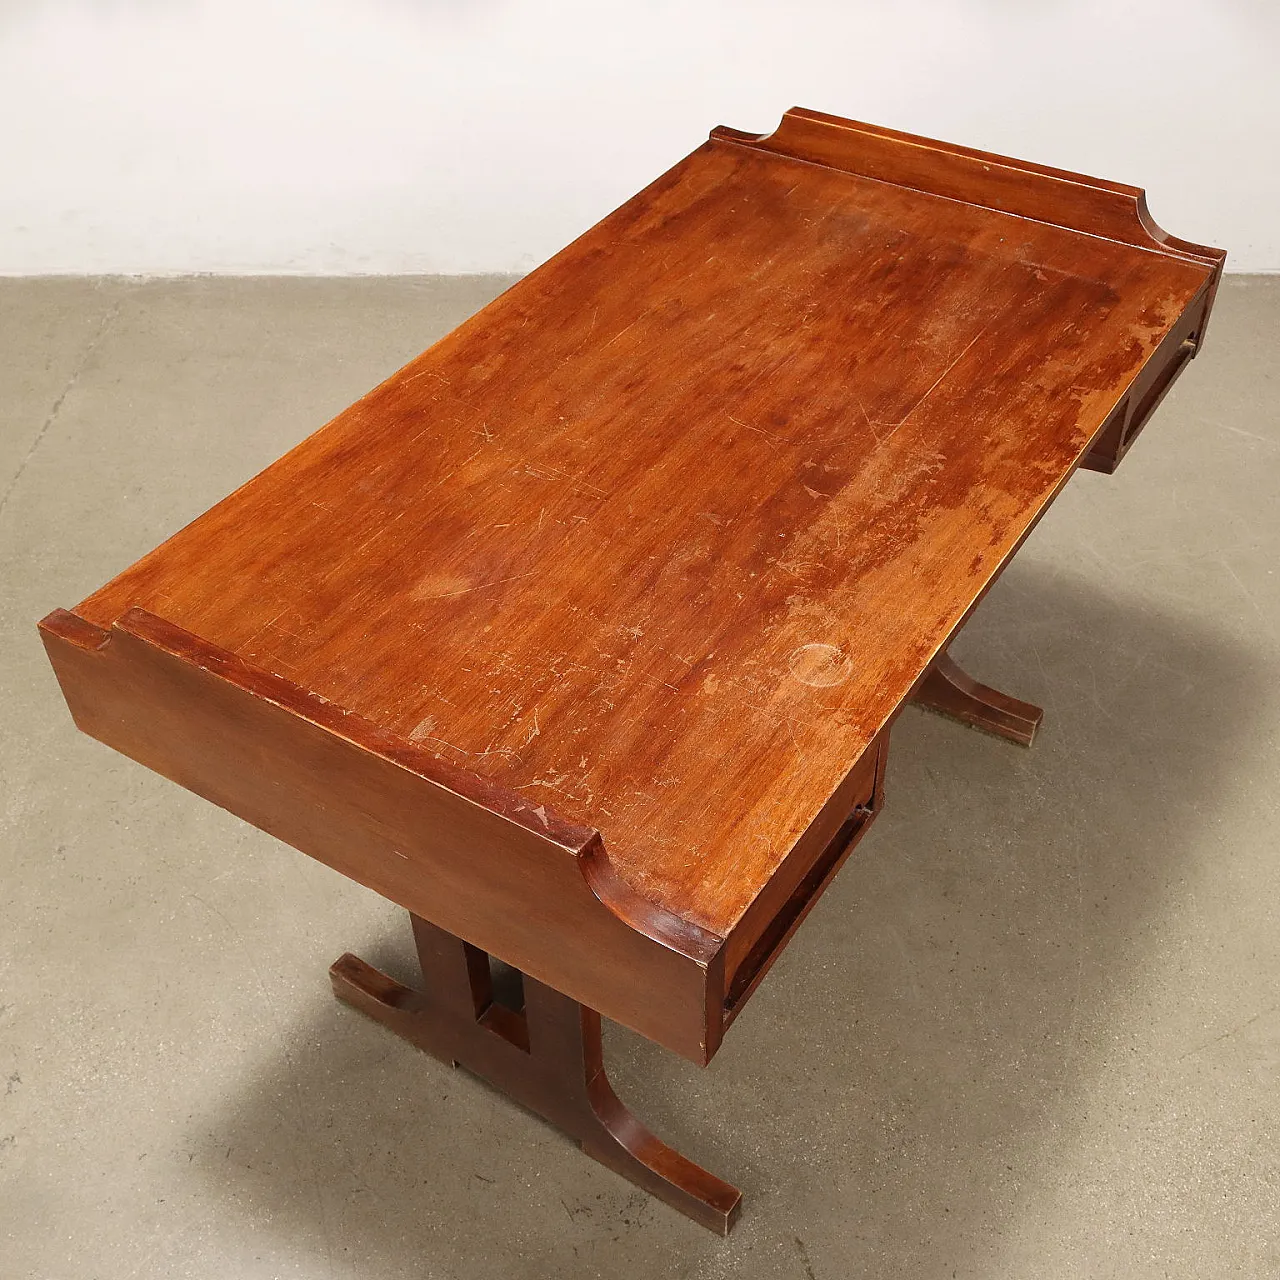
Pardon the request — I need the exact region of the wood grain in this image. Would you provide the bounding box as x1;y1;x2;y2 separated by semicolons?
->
43;109;1224;1060
39;606;724;1062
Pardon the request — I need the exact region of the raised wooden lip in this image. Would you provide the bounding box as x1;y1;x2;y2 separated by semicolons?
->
711;107;1226;269
38;606;724;969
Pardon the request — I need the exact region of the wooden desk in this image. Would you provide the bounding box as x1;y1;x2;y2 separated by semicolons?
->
40;109;1224;1234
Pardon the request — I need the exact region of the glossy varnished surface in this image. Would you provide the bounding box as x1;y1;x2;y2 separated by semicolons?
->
69;111;1221;943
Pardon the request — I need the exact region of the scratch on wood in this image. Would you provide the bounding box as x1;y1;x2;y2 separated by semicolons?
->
726;412;783;448
438;570;537;599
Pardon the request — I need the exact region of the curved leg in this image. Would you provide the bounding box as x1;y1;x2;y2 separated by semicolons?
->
911;651;1043;747
329;914;741;1234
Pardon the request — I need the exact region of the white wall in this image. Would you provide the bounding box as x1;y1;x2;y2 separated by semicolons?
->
1;0;1277;275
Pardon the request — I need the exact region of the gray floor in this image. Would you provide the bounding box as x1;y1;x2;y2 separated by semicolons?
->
1;275;1277;1279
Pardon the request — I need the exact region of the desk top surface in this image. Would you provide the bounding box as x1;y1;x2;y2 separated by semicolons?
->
74;110;1220;941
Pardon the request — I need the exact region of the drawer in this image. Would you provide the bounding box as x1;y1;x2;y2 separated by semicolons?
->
720;731;888;1028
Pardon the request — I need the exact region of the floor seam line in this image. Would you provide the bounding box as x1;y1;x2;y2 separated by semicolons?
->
0;299;122;520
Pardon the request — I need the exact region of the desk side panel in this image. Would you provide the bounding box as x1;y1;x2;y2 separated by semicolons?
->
39;608;720;1064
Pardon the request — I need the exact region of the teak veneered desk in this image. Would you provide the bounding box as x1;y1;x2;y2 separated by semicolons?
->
40;109;1224;1234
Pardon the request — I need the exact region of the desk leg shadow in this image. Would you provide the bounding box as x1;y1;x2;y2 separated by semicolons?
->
329;913;742;1235
911;649;1044;747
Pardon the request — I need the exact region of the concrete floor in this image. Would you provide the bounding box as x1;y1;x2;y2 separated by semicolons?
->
1;275;1277;1279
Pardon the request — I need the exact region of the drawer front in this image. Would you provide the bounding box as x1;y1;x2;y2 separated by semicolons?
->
720;731;887;1027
